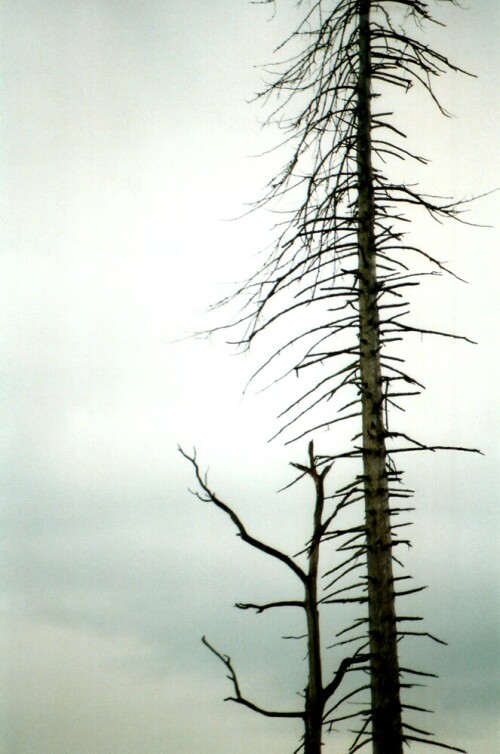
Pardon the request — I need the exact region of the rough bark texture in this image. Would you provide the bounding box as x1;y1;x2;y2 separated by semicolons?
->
356;3;403;752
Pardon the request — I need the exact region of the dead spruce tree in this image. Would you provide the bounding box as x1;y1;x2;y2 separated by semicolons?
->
185;1;482;753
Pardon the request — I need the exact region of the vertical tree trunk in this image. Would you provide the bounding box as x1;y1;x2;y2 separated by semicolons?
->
304;582;323;754
356;2;403;752
303;449;326;754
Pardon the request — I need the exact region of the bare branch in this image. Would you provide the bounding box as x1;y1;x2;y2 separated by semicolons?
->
202;637;304;719
236;600;305;613
179;447;307;584
323;654;371;702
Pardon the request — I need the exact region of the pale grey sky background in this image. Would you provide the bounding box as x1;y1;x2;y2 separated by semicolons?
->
1;1;499;753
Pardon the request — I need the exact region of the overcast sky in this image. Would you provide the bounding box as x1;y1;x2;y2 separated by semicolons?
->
1;1;499;753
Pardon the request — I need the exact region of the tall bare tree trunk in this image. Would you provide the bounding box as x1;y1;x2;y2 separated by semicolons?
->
356;3;403;752
198;1;477;751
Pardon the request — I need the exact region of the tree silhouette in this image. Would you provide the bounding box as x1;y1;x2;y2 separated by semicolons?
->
188;2;482;752
181;442;371;754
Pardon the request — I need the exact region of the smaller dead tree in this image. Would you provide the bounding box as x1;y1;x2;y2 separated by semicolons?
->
181;442;370;754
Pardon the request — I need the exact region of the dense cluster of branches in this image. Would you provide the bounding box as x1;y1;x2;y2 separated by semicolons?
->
184;2;481;753
217;0;475;449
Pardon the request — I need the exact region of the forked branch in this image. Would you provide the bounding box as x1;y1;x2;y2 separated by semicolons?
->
202;636;304;719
